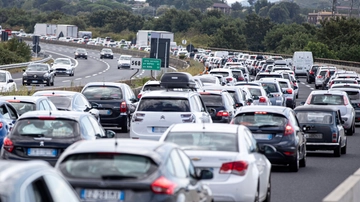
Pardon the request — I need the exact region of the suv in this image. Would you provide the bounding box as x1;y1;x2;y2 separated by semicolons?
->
209;69;236;85
100;48;114;59
256;78;285;106
130;72;212;140
22;63;55;86
81;82;137;132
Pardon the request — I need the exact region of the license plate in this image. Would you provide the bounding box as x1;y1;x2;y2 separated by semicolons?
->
306;133;323;139
253;134;273;140
99;110;111;115
80;189;124;200
32;80;38;83
152;127;168;133
27;148;57;157
297;67;302;70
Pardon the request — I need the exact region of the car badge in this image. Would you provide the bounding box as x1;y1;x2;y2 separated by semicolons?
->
160;115;165;120
34;75;37;78
40;141;44;147
191;157;201;161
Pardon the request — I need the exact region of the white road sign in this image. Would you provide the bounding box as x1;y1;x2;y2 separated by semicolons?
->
130;57;142;69
182;39;187;45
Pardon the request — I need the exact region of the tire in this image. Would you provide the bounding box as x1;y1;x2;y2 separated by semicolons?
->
346;124;354;136
315;85;318;89
121;116;130;133
296;94;299;99
100;56;103;59
46;80;51;86
264;175;271;202
306;77;310;84
341;139;347;154
74;57;77;59
85;57;87;60
51;78;54;86
289;150;299;172
300;146;306;168
334;141;341;157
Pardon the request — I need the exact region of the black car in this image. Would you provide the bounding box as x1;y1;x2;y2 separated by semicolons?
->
100;48;114;59
0;111;116;166
22;63;55;86
55;139;213;202
0;96;57;116
231;106;307;172
199;90;236;123
75;48;88;59
32;90;100;121
295;105;347;157
81;82;137;132
306;65;320;84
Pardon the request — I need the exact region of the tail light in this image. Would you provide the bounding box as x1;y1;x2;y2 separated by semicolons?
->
132;113;145;122
273;94;281;97
306;95;312;104
332;133;337;143
309;70;314;75
343;96;349;105
151;176;177;195
238;76;244;81
137;93;142;99
181;114;195;123
286;89;293;94
217;111;229;117
120;101;127;113
293;82;297;87
226;78;233;82
220;161;248;176
317;75;322;78
259;97;266;103
0;122;3;129
284;121;294;136
3;137;14;152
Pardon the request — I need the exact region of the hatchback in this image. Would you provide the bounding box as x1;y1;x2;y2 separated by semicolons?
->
242;86;272;106
256;79;285;106
0;101;19;147
209;69;236;85
55;139;213;202
231;106;307;172
329;88;360;125
202;86;247;108
100;48;114;59
199;91;236;123
0;96;57;116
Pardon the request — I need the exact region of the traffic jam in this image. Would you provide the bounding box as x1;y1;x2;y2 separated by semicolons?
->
1;50;359;202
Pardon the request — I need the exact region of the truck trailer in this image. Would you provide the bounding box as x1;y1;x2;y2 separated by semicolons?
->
34;23;57;36
56;24;78;38
136;30;174;48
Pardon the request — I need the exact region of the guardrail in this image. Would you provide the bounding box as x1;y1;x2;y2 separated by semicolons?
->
323;168;360;202
21;37;188;70
0;54;52;70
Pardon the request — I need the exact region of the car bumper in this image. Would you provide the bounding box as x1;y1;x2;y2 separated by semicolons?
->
23;78;49;84
270;98;283;106
75;55;87;58
130;129;163;141
306;142;340;151
99;115;127;128
258;143;297;165
285;98;295;108
119;65;131;68
1;150;58;166
315;80;324;86
55;70;72;75
101;55;113;58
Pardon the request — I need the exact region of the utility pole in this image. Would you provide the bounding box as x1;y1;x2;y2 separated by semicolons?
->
350;0;354;17
332;0;337;17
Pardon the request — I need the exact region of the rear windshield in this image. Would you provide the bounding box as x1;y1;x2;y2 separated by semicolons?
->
164;132;238;152
13;119;78;138
233;112;288;127
296;111;333;124
59;153;157;179
346;91;360;100
143;84;161;91
319;71;328;77
248;88;262;97
283;74;290;80
82;86;123;100
137;98;190;112
279;81;289;89
199;77;217;84
201;94;223;106
8;102;36;116
47;96;71;109
260;83;279;93
256;74;282;80
310;94;344;105
333;80;357;84
210;72;229;77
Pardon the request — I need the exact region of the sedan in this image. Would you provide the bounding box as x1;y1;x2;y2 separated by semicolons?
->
160;123;273;202
75;48;88;59
231;106;307;172
100;48;114;59
55;139;213;202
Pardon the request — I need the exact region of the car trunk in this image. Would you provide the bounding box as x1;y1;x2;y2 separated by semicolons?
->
91;99;124;119
302;124;333;143
135;112;189;134
247;125;287;144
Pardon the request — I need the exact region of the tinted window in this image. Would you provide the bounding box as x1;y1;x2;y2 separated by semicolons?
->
260;83;279;93
13;119;78;138
54;59;71;65
82;86;123;100
59;153;157;179
248;88;262;96
47;96;71;109
27;65;48;71
256;74;282;80
200;94;223;106
279;81;289;89
233;112;288;127
119;56;131;60
346;91;360;100
199;77;217;84
137;98;190;112
143;84;162;91
8;102;36;115
210;72;229;77
165;132;238;152
310;94;344;105
296;111;333;124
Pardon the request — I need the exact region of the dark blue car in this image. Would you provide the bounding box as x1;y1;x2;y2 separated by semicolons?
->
0;101;19;146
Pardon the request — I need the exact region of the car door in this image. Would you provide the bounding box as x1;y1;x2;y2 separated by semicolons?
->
192;95;212;123
22;175;53;202
43;173;80;202
289;110;306;158
336;110;346;146
1;103;18;129
80;116;97;140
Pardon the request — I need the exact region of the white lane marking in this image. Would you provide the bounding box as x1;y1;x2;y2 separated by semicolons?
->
169;66;178;72
306;85;311;88
310;88;314;90
75;78;82;80
103;70;106;73
93;74;97;76
85;76;91;78
301;82;305;85
62;80;70;83
98;72;102;74
13;78;21;81
45;50;79;68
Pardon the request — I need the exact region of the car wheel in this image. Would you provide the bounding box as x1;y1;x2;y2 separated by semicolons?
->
46;80;51;86
289;150;299;172
264;176;271;202
334;140;341;157
346;124;354;136
51;78;54;86
300;146;306;167
75;57;77;59
296;94;298;99
254;181;260;202
85;57;87;60
306;77;309;83
100;56;103;59
341;138;347;154
315;85;318;89
121;116;130;133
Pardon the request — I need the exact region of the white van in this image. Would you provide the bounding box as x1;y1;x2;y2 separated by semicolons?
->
292;51;313;76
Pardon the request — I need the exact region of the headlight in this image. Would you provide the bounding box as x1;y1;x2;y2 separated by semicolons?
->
43;73;49;77
75;53;78;55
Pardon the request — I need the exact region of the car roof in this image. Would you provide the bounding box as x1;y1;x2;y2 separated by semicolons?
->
168;123;245;133
329;88;360;92
0;160;51;183
0;70;10;73
260;78;288;82
237;105;289;114
141;90;196;98
0;96;45;103
144;80;161;85
203;86;240;91
119;55;132;57
258;72;282;75
82;82;126;88
294;105;339;112
311;90;346;95
33;90;79;96
331;83;360;87
18;110;89;120
209;69;232;73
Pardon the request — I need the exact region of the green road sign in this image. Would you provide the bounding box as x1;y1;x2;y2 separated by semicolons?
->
142;58;161;71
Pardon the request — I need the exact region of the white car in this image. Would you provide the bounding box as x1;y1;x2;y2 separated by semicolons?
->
117;54;132;69
137;80;161;99
209;69;236;85
51;58;75;76
0;70;17;92
159;123;273;202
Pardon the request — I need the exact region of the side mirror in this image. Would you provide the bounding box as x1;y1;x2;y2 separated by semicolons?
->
49;69;54;72
252;95;259;100
91;102;99;108
235;103;243;108
22;68;26;72
258;144;277;154
105;130;116;138
51;63;54;66
95;134;102;139
8;79;13;83
198;169;213;180
247;98;253;103
130;98;138;103
297;80;300;82
267;94;274;98
250;78;254;81
221;82;226;86
300;101;305;105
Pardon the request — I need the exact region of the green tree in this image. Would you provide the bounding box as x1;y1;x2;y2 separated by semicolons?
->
188;0;213;12
304;41;338;59
211;24;247;49
244;14;273;51
147;0;166;8
40;0;67;11
231;2;243;11
254;0;271;14
268;4;289;24
337;45;360;62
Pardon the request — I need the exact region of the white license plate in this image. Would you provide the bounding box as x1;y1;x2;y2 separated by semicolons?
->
32;80;38;83
152;127;168;133
99;110;111;115
80;189;124;200
297;67;302;70
253;134;273;140
27;148;57;157
306;133;323;139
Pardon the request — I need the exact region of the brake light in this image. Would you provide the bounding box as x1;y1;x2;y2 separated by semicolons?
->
332;133;337;143
286;89;293;94
216;111;229;117
6;100;20;102
137;93;142;99
306;95;312;104
181;114;195;123
259;97;266;103
38;116;56;120
151;176;177;195
284;122;294;136
309;70;314;75
255;111;267;114
343;96;349;105
120;101;127;113
317;75;322;78
238;77;244;81
0;122;2;129
226;78;233;81
220;161;248;176
3;137;14;152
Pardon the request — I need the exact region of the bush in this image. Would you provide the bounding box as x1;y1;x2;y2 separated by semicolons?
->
179;54;186;59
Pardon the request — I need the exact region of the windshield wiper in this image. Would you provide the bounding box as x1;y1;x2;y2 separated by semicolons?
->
258;124;279;128
101;175;138;180
21;134;45;137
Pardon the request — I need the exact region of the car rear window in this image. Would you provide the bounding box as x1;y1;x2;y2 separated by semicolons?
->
82;86;123;100
248;88;262;97
296;111;333;124
260;83;279;93
319;71;328;77
233;112;287;127
210;72;229;77
47;96;71;109
201;94;223;106
59;153;157;179
137;98;190;112
256;74;282;80
345;91;360;100
143;84;161;91
13;119;78;138
164;132;238;152
199;77;217;84
279;81;289;89
310;94;344;105
8;102;36;116
333;80;357;85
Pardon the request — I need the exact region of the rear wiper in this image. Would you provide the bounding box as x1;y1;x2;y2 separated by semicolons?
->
21;134;45;137
101;175;138;180
100;97;117;100
258;124;279;128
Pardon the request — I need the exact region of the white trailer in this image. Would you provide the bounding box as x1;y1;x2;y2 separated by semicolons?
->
136;30;174;47
78;31;92;38
56;24;78;38
34;23;57;36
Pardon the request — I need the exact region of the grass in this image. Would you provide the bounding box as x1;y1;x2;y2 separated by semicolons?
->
179;60;206;76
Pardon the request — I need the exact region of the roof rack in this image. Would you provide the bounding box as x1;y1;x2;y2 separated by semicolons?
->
160;72;197;91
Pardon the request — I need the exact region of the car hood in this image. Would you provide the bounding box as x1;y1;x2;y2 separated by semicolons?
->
118;60;130;64
24;71;47;76
53;65;72;70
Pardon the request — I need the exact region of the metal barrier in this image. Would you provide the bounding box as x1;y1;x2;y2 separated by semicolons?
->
0;54;52;69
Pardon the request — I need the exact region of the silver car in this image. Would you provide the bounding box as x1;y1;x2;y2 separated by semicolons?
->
241;85;272;106
304;90;355;135
256;78;286;106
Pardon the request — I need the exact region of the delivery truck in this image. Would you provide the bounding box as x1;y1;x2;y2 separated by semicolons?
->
34;23;57;36
56;24;78;38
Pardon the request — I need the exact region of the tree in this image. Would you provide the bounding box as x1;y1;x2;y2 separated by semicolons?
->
211;24;247;49
244;14;273;51
40;0;67;11
188;0;213;12
268;4;289;24
304;41;337;59
147;0;166;8
231;2;243;11
254;0;271;14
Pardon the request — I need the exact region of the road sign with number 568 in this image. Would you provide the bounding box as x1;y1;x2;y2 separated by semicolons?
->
130;58;142;69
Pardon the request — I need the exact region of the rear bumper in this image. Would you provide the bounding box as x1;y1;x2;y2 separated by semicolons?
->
258;143;297;165
308;75;315;82
100;115;127;128
306;142;339;151
75;55;87;58
285;98;295;108
1;150;57;166
130;129;163;141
